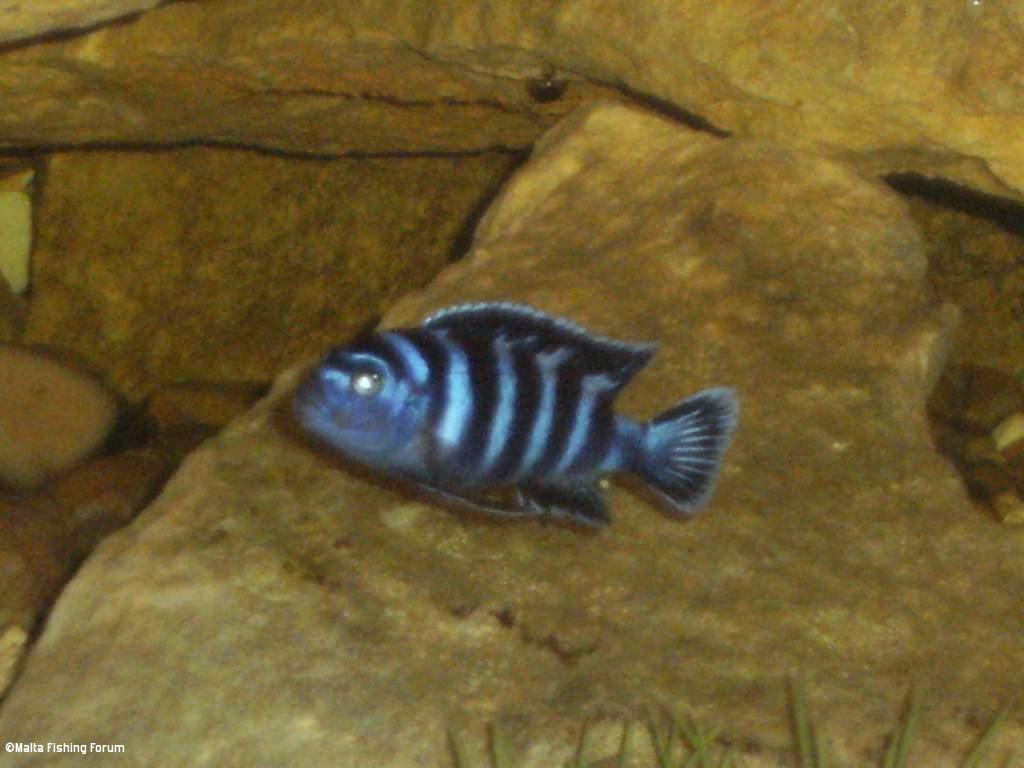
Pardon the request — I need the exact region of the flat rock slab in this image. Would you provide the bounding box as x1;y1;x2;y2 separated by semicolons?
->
1;0;1024;198
0;103;1021;767
0;0;165;45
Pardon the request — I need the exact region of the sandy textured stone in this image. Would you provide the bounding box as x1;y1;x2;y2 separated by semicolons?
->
26;147;517;398
0;1;1022;198
0;1;607;155
0;627;27;699
0;0;165;45
1;104;1021;767
0;449;169;700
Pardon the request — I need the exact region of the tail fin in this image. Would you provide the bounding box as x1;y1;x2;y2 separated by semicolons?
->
637;387;739;517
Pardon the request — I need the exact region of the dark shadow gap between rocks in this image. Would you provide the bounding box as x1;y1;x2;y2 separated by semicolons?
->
926;363;1024;523
0;140;527;163
885;172;1024;237
891;170;1024;523
612;82;732;138
447;150;529;262
0;9;148;55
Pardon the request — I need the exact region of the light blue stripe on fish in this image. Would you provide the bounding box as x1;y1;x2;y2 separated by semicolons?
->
555;373;614;473
517;346;571;477
381;331;430;386
481;336;516;476
435;332;473;452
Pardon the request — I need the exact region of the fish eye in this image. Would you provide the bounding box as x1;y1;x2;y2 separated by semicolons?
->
350;368;385;397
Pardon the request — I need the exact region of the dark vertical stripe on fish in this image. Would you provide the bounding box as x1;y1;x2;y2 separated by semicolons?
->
454;335;500;480
535;365;583;477
479;335;519;481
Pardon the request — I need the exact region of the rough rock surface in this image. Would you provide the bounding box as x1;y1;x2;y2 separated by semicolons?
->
0;1;1022;198
26;147;517;398
0;1;608;155
1;104;1021;767
0;448;170;700
0;0;165;46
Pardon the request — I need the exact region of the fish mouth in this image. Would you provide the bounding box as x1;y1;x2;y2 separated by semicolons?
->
292;381;342;429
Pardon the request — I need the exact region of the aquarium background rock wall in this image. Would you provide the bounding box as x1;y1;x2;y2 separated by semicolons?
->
1;0;1022;197
27;148;517;397
0;2;1022;767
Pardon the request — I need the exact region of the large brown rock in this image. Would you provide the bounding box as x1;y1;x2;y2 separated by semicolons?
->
0;1;1022;198
0;104;1020;767
0;1;608;155
0;345;119;491
26;147;517;398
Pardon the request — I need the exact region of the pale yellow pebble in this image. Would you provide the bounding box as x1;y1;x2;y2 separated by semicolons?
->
992;412;1024;453
380;503;426;530
0;170;32;294
0;345;119;490
992;491;1024;525
0;624;28;696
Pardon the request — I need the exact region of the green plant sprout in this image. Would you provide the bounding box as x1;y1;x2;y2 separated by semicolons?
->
881;689;922;768
448;686;1014;768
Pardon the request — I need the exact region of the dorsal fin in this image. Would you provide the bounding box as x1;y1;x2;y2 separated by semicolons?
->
422;302;656;387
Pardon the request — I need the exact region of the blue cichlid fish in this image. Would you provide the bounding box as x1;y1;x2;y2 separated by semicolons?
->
293;302;739;527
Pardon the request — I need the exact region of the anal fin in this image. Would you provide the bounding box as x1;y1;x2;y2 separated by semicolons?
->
410;479;609;528
515;480;610;528
410;482;551;522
